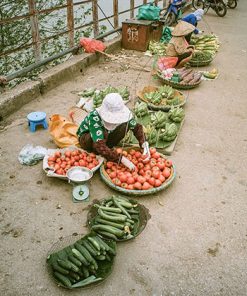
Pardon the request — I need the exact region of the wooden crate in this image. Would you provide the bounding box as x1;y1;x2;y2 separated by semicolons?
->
122;19;163;52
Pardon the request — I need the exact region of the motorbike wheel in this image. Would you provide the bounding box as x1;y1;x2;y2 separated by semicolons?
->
227;0;237;8
163;12;176;26
192;0;204;9
215;1;227;17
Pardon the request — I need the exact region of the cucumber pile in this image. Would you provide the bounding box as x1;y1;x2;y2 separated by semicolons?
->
47;234;116;289
89;196;141;241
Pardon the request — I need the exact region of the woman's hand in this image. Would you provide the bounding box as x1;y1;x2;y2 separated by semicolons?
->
121;156;136;171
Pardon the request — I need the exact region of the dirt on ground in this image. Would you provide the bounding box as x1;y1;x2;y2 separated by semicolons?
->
1;3;247;296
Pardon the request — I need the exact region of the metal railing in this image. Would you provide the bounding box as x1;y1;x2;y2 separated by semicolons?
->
0;0;167;85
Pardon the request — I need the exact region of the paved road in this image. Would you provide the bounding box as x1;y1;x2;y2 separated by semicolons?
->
0;2;247;296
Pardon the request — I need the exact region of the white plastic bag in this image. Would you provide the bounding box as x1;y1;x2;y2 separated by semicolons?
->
18;144;47;166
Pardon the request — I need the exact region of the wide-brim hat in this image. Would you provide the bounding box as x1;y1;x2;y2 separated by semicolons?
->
96;93;132;124
172;21;195;37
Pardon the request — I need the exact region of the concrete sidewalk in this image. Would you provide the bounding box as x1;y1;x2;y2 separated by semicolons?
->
0;2;247;296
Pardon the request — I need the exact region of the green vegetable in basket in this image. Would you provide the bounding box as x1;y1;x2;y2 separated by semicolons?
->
144;125;157;145
134;102;149;117
150;111;168;128
191;51;213;62
168;107;185;123
159;123;178;142
118;86;130;100
78;88;96;97
166;96;181;106
158;85;174;99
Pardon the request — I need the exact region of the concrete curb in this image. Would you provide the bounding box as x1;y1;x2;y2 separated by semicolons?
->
0;37;121;120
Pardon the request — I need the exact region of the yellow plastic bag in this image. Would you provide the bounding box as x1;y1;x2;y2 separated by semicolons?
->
49;114;80;148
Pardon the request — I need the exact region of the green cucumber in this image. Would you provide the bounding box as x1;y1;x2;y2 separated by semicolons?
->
97;230;118;241
71;248;90;266
81;266;89;278
71;276;102;288
92;225;124;237
95;255;105;260
69;271;80;281
57;259;72;271
67;254;82;267
74;242;94;263
98;209;127;222
94;205;122;213
87;237;101;251
126;218;135;224
112;197;131;219
95;218;125;230
115;198;133;209
94;236;110;251
93;236;106;251
54;272;72;288
105;253;111;262
52;262;70;275
81;240;99;257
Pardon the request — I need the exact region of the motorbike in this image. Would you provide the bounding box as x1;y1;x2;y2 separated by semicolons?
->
227;0;237;9
162;0;187;26
192;0;227;17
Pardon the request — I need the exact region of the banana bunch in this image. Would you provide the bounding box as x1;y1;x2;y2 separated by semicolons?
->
134;102;149;118
150;111;168;128
166;96;181;106
144;92;162;105
158;85;175;99
118;86;130;100
144;125;158;145
148;41;167;56
159;123;178;142
191;34;220;56
93;90;105;108
203;68;218;79
168;107;185;123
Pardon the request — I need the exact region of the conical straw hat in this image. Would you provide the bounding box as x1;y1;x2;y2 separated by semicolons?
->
172;21;195;37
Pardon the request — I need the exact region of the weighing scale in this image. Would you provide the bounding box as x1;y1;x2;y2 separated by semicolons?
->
66;167;93;203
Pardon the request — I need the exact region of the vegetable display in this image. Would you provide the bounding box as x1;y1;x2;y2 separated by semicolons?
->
47;234;116;289
88;196;145;241
168;107;185;123
103;147;173;191
47;149;99;176
134;102;149;118
176;68;202;85
79;86;130;108
190;34;220;56
148;41;167;56
144;85;174;105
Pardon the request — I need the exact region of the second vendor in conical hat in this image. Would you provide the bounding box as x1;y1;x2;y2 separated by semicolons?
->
166;20;195;68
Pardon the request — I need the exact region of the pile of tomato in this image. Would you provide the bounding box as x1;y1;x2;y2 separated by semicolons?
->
47;149;99;175
105;148;172;191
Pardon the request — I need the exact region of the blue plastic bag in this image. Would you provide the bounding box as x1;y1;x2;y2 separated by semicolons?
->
137;3;161;21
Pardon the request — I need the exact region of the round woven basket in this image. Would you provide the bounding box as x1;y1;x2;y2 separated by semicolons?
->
46;233;116;289
100;148;176;196
87;198;151;241
137;86;186;111
157;72;201;90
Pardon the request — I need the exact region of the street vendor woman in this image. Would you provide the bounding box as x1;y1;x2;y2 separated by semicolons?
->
77;93;150;171
166;20;196;68
182;9;204;40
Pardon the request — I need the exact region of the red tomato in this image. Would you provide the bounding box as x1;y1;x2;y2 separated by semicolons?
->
106;162;114;169
142;182;151;190
79;154;83;160
157;162;165;170
119;174;127;183
137;163;144;170
74;156;80;161
71;151;77;157
154;179;162;187
55;151;61;158
152;166;160;171
150;147;156;155
88;163;95;170
56;168;64;175
152;152;160;159
48;156;56;162
145;170;152;177
121;183;128;188
106;169;112;174
135;151;142;158
152;170;160;179
109;171;117;179
127;184;134;190
112;178;121;186
129;149;136;156
60;162;66;169
144;164;151;171
54;164;60;171
132;159;138;165
127;155;132;161
56;158;61;164
65;157;70;162
134;182;142;190
159;175;166;183
150;159;157;167
137;176;146;184
86;156;92;163
79;159;86;167
163;167;171;178
127;177;135;185
89;153;96;158
48;161;54;167
139;169;145;176
81;152;87;158
126;172;132;178
74;162;79;166
122;151;128;157
148;177;155;186
165;160;172;167
93;159;99;166
70;157;75;163
64;151;71;157
60;156;66;161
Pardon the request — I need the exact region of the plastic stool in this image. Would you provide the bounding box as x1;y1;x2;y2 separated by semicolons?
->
27;111;48;132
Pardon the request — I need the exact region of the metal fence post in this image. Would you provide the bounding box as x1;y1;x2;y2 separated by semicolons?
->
67;0;74;48
143;0;147;4
92;0;99;37
130;0;135;18
113;0;119;28
28;0;41;61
